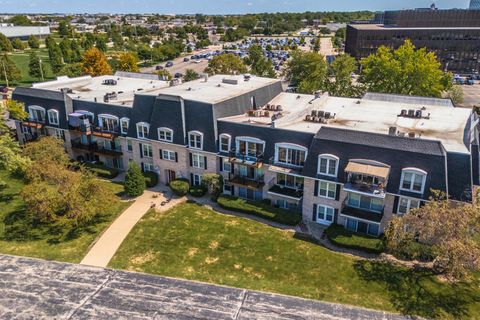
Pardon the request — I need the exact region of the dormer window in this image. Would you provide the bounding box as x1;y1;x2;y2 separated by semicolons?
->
98;114;119;132
47;109;59;125
120;117;129;134
275;143;307;167
188;131;203;150
158;127;173;142
136;122;150;139
219;134;231;152
28;105;46;123
400;168;427;194
318;154;339;177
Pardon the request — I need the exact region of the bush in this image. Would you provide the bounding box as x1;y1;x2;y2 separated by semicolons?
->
325;224;385;254
124;162;146;197
189;185;207;197
169;179;189;196
143;171;158;188
217;195;301;226
83;162;119;179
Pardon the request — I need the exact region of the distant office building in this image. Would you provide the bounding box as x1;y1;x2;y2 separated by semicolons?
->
470;0;480;9
345;9;480;74
0;26;51;39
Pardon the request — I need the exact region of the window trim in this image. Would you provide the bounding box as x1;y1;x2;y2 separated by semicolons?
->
192;153;205;169
235;136;265;157
317;154;339;177
219;133;231;152
316;204;335;224
47;109;59;125
98;114;120;132
399;167;427;194
136;122;150;140
28;105;46;122
158;127;174;142
142;143;153;158
162;149;176;162
274;143;308;167
397;196;421;215
188;130;204;150
318;180;336;199
120;117;130;134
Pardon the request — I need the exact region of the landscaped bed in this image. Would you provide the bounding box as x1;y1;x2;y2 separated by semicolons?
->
109;202;480;319
325;224;385;254
217;195;301;226
0;170;131;263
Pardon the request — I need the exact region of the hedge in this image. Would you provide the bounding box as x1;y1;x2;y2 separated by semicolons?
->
217;195;301;226
325;224;384;254
169;179;190;196
143;171;159;188
189;185;207;197
83;162;119;179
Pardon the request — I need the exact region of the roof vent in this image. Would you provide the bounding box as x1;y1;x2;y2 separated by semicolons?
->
102;79;117;86
244;74;251;81
222;78;238;85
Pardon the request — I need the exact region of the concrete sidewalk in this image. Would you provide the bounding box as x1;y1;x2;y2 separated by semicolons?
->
80;187;183;267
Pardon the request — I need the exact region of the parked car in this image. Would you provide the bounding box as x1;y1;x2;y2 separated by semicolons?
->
193;60;202;64
165;61;174;67
183;57;190;62
174;73;183;79
155;65;164;70
0;86;8;93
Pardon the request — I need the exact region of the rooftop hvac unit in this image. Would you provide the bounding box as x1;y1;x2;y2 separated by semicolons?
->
311;110;317;117
400;109;407;117
318;110;325;118
305;115;312;121
325;112;331;119
222;78;239;85
408;109;415;117
102;79;117;86
388;126;397;136
408;132;416;138
415;110;423;118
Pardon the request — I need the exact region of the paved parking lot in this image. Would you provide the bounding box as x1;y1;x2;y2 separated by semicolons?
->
460;84;480;108
0;254;411;320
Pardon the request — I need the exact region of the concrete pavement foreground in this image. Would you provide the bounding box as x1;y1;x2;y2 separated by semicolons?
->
0;254;411;320
80;188;182;267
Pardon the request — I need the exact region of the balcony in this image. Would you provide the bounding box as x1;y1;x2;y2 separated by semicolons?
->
91;126;119;139
69;124;92;135
343;182;386;198
268;184;303;200
71;139;122;156
21;120;44;129
344;161;390;198
228;149;264;168
228;173;265;189
341;200;383;223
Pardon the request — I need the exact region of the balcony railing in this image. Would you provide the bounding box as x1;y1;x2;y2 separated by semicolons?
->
341;199;384;223
343;181;386;198
71;139;122;156
91;126;120;139
21;120;44;129
228;173;265;189
69;124;92;135
228;149;264;167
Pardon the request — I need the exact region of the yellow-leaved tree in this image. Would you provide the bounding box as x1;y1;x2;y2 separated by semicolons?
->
81;47;112;77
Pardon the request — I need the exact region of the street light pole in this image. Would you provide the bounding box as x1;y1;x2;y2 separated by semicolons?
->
39;57;44;82
1;57;9;88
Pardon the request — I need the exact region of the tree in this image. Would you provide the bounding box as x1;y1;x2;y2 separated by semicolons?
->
204;53;248;75
117;52;139;72
0;33;13;52
326;54;362;97
156;69;172;81
245;45;275;78
319;27;331;35
27;35;40;49
47;42;64;74
124;162;146;197
95;36;107;52
28;51;46;81
284;50;328;94
447;85;464;105
201;173;223;199
184;69;199;82
359;40;452;98
81;47;112;77
385;195;480;280
58;63;83;77
0;101;28;173
59;37;73;63
0;54;22;85
11;38;25;50
58;20;72;37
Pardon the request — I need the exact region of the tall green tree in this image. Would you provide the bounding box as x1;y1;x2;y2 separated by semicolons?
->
27;35;40;49
28;51;46;81
48;42;64;74
124;162;146;197
184;69;199;82
284;50;328;94
0;33;13;52
58;20;72;37
359;40;452;98
11;38;25;50
245;45;275;78
326;54;362;98
0;54;22;85
0;101;28;172
204;53;248;75
59;37;73;63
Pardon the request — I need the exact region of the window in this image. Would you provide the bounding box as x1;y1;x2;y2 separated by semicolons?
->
236;137;265;159
275;143;307;167
192;154;205;168
398;197;420;215
238;187;262;201
142;144;153;158
28;105;46;123
400;168;427;193
318;154;338;177
192;174;202;186
53;129;64;140
144;163;154;172
120;117;129;134
223;180;232;194
188;131;203;149
76;110;94;124
317;205;334;224
162;150;176;161
347;193;383;213
98;114;119;132
318;181;336;199
276;173;304;190
158;127;173;142
221;157;232;172
47;109;59;125
126;139;133;152
136;122;150;139
345;218;379;236
219;134;231;152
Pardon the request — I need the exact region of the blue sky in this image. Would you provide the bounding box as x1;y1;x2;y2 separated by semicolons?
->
0;0;471;14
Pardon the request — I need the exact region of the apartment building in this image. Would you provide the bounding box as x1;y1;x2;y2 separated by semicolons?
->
12;73;479;236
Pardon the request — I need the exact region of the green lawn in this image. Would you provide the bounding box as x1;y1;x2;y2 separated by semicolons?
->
109;202;480;319
0;170;131;263
1;49;56;87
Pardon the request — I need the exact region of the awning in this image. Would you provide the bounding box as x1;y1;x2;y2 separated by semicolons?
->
345;162;390;179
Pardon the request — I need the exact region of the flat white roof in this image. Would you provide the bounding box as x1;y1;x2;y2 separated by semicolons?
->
220;92;472;154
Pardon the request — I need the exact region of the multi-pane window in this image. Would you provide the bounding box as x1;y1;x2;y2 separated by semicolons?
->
143;144;153;158
318;155;338;176
318;181;336;199
144;163;154;172
219;134;231;152
192;154;205;168
162;150;176;161
276;173;304;190
400;169;426;193
317;205;334;223
347;193;383;213
29;106;45;122
136;122;150;139
158;128;173;142
53;129;64;140
237;138;265;158
120;118;129;134
99;115;119;132
192;174;202;186
47;109;59;125
126;139;133;152
276;145;307;167
222;157;232;172
398;197;420;215
189;131;203;149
